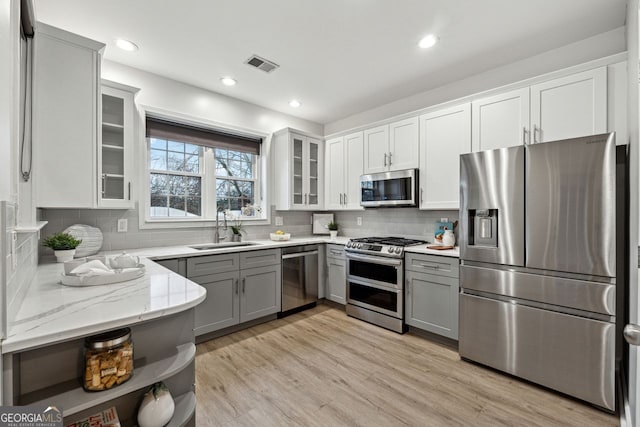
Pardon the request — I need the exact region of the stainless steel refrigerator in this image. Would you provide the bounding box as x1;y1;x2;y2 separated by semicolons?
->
459;133;624;412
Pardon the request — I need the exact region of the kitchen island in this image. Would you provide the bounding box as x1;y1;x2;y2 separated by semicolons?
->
2;257;206;426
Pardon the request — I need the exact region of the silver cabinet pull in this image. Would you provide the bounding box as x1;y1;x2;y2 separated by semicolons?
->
242;277;246;293
235;278;238;295
388;152;392;166
420;188;424;204
101;174;106;196
339;193;343;205
383;153;387;167
533;124;540;143
128;182;131;200
343;193;347;205
624;324;640;346
330;250;342;256
420;263;439;269
522;127;528;145
406;279;410;295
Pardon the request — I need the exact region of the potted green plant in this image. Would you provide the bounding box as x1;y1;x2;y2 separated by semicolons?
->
327;221;339;239
42;232;82;263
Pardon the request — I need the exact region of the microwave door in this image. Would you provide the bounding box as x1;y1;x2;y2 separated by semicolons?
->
360;169;417;207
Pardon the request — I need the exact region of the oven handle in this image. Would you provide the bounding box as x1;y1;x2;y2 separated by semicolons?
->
345;252;402;267
347;276;402;292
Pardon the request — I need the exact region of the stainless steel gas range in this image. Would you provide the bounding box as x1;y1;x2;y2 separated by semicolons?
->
344;236;428;333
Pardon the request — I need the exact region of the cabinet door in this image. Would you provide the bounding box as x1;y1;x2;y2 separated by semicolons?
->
531;67;607;143
344;132;364;209
193;270;240;336
419;103;471;210
363;125;390;174
99;83;136;208
389;117;419;171
34;31;100;208
240;264;282;322
405;270;459;339
472;88;530;151
327;257;346;305
305;138;322;208
290;134;306;209
325;137;345;210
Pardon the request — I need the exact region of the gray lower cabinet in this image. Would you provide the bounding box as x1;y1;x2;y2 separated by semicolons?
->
326;244;346;304
187;249;281;335
405;253;460;339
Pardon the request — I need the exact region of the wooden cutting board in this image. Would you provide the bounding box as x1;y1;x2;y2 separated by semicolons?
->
426;245;454;250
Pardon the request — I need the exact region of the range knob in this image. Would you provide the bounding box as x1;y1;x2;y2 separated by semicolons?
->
357;243;362;249
395;247;402;254
346;242;352;248
387;247;395;253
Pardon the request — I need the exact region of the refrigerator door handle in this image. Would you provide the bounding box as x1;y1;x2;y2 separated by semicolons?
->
624;324;640;346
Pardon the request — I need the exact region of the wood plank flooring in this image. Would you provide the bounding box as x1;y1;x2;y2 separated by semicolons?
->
195;305;617;427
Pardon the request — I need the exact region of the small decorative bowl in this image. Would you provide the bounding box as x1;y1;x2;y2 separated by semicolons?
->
270;233;291;241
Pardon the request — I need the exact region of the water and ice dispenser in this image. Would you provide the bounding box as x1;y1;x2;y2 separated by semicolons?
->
468;209;498;247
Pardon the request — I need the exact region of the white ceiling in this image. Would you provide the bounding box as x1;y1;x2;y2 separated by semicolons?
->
34;0;627;125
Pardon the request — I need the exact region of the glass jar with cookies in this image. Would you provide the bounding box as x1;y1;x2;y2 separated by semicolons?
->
84;328;133;391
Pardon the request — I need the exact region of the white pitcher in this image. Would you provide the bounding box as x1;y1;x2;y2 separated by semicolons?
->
442;229;455;246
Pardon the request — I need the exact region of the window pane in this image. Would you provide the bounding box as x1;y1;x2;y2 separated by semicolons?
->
150;173;168;195
150;194;168;217
168;140;185;153
186;196;201;216
237;181;254;200
228;180;241;197
184;154;199;173
186;177;201;196
215;158;229;176
168;175;186;195
216;180;228;199
167;151;185;172
150;138;166;150
185;143;199;155
150;149;167;171
228;198;242;211
169;196;186;216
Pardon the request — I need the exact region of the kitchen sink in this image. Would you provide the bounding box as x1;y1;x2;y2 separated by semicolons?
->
188;242;259;250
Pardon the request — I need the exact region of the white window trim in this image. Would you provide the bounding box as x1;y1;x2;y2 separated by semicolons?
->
138;105;271;230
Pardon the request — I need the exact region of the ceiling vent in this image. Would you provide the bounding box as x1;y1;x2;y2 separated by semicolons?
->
245;54;279;73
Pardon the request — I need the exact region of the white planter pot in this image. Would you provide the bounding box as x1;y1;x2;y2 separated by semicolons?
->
329;230;338;239
54;249;76;263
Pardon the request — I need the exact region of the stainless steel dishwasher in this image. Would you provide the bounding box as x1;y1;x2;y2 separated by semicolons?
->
280;245;319;315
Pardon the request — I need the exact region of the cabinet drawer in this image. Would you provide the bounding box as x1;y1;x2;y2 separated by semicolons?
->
405;253;459;278
240;249;281;269
187;253;240;277
326;244;345;260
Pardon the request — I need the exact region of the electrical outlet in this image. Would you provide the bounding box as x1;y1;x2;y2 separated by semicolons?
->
440;217;448;222
117;219;128;233
357;217;362;226
275;216;284;226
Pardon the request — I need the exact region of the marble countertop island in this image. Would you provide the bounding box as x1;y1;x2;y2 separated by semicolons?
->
3;257;206;354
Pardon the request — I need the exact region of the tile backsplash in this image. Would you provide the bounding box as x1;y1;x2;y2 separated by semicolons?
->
40;205;459;255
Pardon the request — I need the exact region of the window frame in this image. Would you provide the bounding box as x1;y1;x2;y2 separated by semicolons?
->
139;106;270;229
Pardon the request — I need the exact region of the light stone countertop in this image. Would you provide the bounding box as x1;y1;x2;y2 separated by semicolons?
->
3;257;206;354
404;245;460;258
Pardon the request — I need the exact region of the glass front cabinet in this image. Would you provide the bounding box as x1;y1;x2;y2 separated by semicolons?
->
99;80;139;208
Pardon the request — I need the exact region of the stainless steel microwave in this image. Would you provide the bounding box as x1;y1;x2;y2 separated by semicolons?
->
360;169;418;207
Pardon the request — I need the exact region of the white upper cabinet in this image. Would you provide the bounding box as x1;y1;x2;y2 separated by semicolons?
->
33;23;104;208
325;132;364;210
472;67;607;152
419;103;471;210
272;128;324;211
388;117;419;171
530;67;607;143
472;88;530;151
363;117;418;174
99;80;139;209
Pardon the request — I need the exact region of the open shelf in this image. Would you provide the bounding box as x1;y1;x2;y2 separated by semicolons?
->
103;173;125;178
167;391;196;427
22;343;196;417
15;221;48;233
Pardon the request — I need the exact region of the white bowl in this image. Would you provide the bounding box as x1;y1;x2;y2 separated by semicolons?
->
270;233;291;241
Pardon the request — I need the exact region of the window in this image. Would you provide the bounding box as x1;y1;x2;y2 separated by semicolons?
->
145;116;264;222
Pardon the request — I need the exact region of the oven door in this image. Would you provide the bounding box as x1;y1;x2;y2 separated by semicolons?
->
346;252;403;318
360;169;417;207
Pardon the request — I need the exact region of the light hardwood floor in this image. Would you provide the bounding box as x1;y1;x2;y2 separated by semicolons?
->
195;305;617;427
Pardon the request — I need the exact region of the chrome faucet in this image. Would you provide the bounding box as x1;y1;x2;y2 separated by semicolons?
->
214;207;228;243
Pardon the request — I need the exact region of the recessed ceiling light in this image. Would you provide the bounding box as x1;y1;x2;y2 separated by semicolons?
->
220;77;237;86
115;38;138;52
418;34;438;49
289;100;301;108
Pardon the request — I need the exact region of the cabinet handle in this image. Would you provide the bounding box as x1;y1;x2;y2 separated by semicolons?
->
101;174;106;196
406;279;410;295
340;193;343;205
242;277;246;293
388;152;392;166
420;188;424;205
522;127;528;145
533;124;540;143
330;250;342;255
383;153;387;167
343;193;347;205
235;278;238;295
420;263;439;269
128;182;131;200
